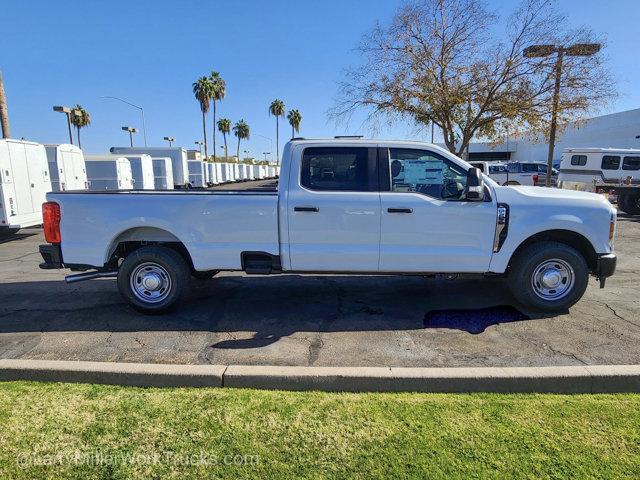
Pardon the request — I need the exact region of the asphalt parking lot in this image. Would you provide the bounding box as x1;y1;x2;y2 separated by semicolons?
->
1;192;639;368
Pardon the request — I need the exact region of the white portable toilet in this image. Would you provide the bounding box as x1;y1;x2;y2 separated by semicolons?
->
45;144;88;192
119;154;155;190
187;160;205;187
0;139;52;232
110;147;189;188
151;157;174;190
85;155;134;190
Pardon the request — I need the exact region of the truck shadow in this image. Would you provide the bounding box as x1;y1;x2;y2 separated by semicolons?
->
0;231;39;245
0;275;558;347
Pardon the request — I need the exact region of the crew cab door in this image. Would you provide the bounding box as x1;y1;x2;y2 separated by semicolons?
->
286;145;380;271
379;147;496;272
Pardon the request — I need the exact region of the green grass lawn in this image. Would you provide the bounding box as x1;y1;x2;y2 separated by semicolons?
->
0;382;638;479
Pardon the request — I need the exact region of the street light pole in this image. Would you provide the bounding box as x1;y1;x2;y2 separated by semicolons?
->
163;136;175;147
122;126;137;147
523;43;601;187
53;106;74;144
102;96;148;147
195;141;203;155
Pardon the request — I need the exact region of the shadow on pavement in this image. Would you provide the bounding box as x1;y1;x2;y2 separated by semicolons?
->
0;274;555;349
0;231;39;245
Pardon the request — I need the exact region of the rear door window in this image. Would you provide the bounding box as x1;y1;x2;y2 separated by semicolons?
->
570;155;587;166
622;156;640;171
521;163;538;173
601;156;620;170
301;147;370;191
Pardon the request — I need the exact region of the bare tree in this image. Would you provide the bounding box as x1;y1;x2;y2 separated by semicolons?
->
331;0;615;156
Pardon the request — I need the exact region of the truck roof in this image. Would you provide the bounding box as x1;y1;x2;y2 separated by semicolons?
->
287;138;440;148
563;147;640;154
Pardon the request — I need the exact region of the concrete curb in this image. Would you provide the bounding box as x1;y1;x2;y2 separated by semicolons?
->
1;359;639;393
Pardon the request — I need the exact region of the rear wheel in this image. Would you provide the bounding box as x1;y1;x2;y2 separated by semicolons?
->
117;246;190;314
508;241;589;312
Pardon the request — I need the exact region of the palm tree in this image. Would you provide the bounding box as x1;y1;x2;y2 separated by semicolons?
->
192;76;212;159
268;99;285;165
70;104;91;149
232;120;250;160
287;109;302;139
217;118;231;160
209;72;226;161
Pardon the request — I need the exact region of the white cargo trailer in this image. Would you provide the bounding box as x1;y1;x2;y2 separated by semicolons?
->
117;154;155;190
252;165;266;180
151;157;174;190
84;155;134;191
45;144;88;192
110;147;190;188
187;160;205;187
0;139;52;233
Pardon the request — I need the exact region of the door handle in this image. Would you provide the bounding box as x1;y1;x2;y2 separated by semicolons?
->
294;206;319;212
387;207;413;214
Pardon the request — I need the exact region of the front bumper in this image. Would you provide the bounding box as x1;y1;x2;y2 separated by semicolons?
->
595;253;617;287
39;244;63;269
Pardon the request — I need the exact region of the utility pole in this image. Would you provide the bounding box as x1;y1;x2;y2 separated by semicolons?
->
0;71;10;138
53;106;74;144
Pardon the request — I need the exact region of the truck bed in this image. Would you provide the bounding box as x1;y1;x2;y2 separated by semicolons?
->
49;189;279;270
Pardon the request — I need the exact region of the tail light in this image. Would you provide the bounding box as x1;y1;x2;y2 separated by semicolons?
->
532;174;539;186
42;202;61;244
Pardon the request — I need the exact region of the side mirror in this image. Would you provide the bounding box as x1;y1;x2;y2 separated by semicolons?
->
466;167;485;201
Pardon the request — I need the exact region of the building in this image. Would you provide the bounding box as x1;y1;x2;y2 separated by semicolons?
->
186;149;202;161
466;108;640;166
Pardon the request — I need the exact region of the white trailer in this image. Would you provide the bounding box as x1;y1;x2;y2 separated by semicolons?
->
119;154;155;190
187;160;205;188
151;157;174;190
45;144;88;192
110;147;190;188
251;165;262;180
0;139;52;233
84;155;134;191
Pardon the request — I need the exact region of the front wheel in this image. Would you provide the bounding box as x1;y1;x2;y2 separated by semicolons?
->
508;241;589;312
117;246;190;314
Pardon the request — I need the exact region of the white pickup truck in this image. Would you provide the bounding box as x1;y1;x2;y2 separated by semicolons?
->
39;139;617;314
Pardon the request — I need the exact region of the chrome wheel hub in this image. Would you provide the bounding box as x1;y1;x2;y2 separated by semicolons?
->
531;258;574;301
130;262;171;304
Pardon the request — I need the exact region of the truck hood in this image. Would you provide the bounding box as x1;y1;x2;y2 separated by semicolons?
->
495;185;615;212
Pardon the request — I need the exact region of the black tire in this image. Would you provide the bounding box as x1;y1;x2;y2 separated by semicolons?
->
508;241;589;312
117;246;190;314
618;194;640;215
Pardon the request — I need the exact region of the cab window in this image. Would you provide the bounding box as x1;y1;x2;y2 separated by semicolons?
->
301;147;369;191
388;148;467;200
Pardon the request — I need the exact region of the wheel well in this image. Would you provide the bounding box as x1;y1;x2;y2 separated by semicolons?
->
509;230;597;271
107;227;195;272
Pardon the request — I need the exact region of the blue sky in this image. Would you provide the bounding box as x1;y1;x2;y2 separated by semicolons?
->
2;0;639;158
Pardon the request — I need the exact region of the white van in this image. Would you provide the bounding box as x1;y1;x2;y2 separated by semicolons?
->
45;144;88;192
0;139;52;233
84;155;134;191
187;160;205;188
152;157;174;190
558;148;640;195
118;154;155;190
110;147;190;188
